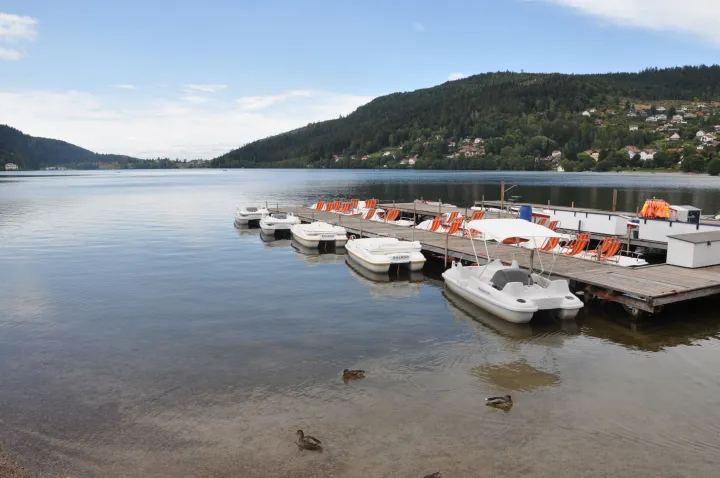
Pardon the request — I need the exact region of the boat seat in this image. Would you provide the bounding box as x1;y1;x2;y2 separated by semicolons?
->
246;207;258;212
274;213;287;219
490;269;533;291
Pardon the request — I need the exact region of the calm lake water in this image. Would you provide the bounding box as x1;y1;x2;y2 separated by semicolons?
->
1;169;720;477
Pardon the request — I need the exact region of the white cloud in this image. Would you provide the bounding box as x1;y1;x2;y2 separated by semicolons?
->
0;12;37;41
0;12;37;60
181;95;215;104
0;46;22;60
412;22;425;32
448;72;468;81
0;89;374;159
183;84;227;93
544;0;720;46
236;90;312;111
110;84;137;90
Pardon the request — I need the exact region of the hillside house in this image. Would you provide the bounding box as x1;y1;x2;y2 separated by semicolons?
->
556;164;565;172
701;133;716;143
607;109;616;114
333;155;341;162
629;125;639;131
669;133;681;142
582;111;591;117
680;106;688;112
473;138;484;144
595;119;605;126
447;141;456;149
672;115;684;123
361;155;369;161
638;109;648;116
714;125;720;132
697;145;705;151
656;106;666;112
685;113;697;119
696;130;706;137
383;151;393;157
399;158;409;165
640;149;656;161
4;163;18;170
626;146;641;159
551;150;562;159
646;116;658;123
627;112;637;117
656;114;667;121
409;156;417;166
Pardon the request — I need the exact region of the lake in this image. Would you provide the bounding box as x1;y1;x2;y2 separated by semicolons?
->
1;169;719;477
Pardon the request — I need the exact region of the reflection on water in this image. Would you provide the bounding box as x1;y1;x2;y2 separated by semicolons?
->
1;170;720;477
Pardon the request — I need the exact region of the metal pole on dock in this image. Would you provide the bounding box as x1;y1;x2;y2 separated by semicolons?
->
438;199;442;216
266;200;268;210
571;201;575;208
481;194;485;211
360;217;363;237
444;231;449;266
612;189;618;212
627;228;631;255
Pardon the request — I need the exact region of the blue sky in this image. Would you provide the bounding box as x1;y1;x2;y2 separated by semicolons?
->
1;0;719;158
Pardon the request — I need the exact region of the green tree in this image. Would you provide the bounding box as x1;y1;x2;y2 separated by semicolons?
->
682;155;706;173
653;151;670;168
707;158;720;176
595;160;613;171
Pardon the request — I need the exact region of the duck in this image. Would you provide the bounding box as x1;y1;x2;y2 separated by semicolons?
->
342;369;366;380
485;395;513;407
423;473;442;478
296;429;323;451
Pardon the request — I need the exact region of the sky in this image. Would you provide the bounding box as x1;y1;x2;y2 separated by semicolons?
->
1;0;720;159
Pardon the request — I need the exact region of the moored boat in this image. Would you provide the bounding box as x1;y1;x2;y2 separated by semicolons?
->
259;212;301;236
442;219;584;323
290;221;348;249
234;205;269;226
345;237;426;273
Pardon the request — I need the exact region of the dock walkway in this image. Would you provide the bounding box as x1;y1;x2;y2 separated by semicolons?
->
383;202;667;250
277;206;720;314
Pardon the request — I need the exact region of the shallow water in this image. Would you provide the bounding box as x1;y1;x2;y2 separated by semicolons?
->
1;170;719;477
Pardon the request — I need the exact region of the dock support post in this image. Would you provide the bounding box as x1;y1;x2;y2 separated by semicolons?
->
439;199;442;216
444;231;449;266
312;209;315;221
500;181;504;210
360;218;363;238
612;189;618;212
276;202;279;213
413;202;417;225
627;228;631;255
481;194;485;211
266;200;268;210
572;201;575;208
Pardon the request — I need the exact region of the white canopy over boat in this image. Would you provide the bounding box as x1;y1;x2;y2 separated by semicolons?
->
465;219;562;246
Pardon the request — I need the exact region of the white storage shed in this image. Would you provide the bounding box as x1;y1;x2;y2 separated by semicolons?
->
666;231;720;268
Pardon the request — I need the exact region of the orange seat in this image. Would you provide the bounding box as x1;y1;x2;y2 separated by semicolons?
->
563;233;590;256
314;201;325;211
539;237;560;251
470;211;485;221
429;217;443;232
385;209;400;221
364;209;376;220
445;211;460;223
339;203;351;214
536;218;548;227
502;237;530;245
602;241;623;260
350;199;359;209
547;220;559;231
365;199;378;209
446;220;463;235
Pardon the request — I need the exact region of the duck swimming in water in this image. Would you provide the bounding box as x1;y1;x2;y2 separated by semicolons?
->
342;369;366;380
296;429;322;451
486;395;513;407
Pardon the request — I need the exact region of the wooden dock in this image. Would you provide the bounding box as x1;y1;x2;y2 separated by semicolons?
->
383;202;667;250
276;206;720;314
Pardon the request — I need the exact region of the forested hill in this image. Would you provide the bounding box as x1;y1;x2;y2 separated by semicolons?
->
0;125;135;170
211;65;720;172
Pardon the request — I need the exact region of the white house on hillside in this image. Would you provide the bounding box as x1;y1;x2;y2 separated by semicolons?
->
4;163;18;170
697;130;706;137
640;149;656;161
582;111;591;117
629;125;639;131
646;116;658;123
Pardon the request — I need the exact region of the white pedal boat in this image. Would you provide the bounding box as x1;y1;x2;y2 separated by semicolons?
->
345;237;426;273
259;212;301;235
442;219;583;323
290;221;348;249
234;205;269;226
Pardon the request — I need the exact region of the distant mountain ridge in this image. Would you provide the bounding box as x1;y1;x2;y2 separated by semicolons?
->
210;65;720;171
0;125;135;170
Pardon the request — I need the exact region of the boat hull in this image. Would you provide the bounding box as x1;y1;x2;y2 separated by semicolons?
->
345;238;426;274
443;276;535;324
291;234;348;249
